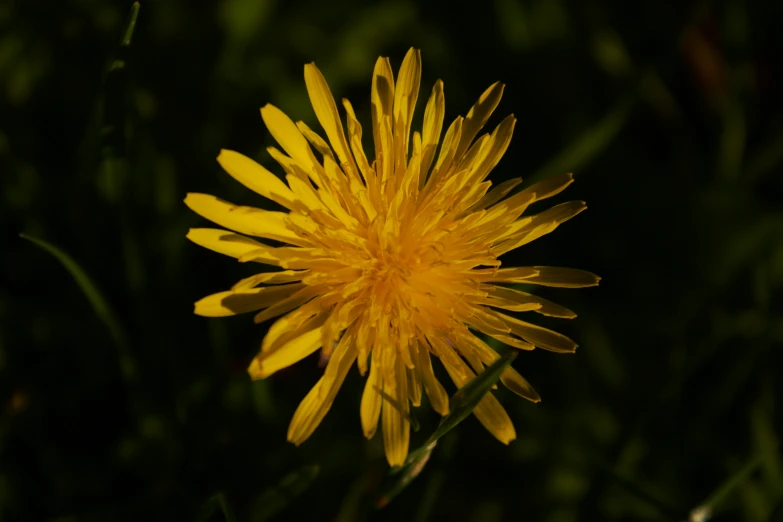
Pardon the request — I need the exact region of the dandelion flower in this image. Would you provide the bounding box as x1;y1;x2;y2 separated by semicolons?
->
186;48;599;466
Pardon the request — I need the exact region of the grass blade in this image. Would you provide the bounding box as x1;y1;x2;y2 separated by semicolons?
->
111;2;140;71
427;349;517;445
377;350;517;508
19;233;136;382
745;129;783;184
689;449;772;521
99;2;141;204
248;465;320;522
121;3;140;46
413;469;445;522
377;441;437;508
596;461;681;521
197;491;236;522
528;93;634;184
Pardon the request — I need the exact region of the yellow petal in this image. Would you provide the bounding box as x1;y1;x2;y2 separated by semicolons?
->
216;149;301;210
342;98;376;193
470;177;523;212
184;193;305;245
407;366;422;407
501;200;587;240
392;47;421;163
261;302;325;354
487;286;576;319
260;104;320;180
287;335;357;445
522;267;602;288
492;172;574;224
496;222;551;256
360;356;382;438
498;312;578;353
469;267;539;283
194;283;305;317
491;223;556;256
234;246;282;267
482;294;542;312
420;80;445;181
371;56;395;184
482;285;544;313
415;341;449;415
500;367;541;403
266;146;300;178
319;187;359;230
238;246;331;270
382;353;410;467
322;155;366;220
425;116;462;189
488;334;535;350
296;120;335;163
521;172;575;202
355;319;372;376
453;82;505;164
187;228;267;260
303;63;356;176
249;326;323;379
469;115;516;185
437;342;516;444
464;335;541;402
454;134;490;183
286;174;326;212
231;270;308;290
253;284;322;324
457;305;510;337
485;172;575;225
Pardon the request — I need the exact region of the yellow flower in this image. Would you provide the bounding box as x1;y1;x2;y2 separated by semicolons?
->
186;48;599;466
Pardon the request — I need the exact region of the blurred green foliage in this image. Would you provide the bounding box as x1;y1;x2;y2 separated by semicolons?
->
1;0;782;520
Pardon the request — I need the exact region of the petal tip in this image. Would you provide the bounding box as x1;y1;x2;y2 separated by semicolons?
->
183;193;204;207
248;358;266;380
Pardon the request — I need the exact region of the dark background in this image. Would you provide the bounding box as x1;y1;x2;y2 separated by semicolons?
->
2;0;782;520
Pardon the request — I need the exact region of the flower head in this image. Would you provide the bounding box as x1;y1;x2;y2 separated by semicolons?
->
186;48;599;466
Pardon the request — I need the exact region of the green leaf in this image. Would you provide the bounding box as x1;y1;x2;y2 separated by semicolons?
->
250;378;277;422
751;398;782;493
745;129;783;184
690;446;777;520
377;350;517;508
248;465;320;522
377;440;438;509
427;349;517;445
717;100;746;182
110;2;141;71
374;384;421;432
19;233;136;382
197;491;236;522
591;29;632;77
413;469;445;522
710;217;783;288
597;461;681;521
528;93;634;184
100;2;141;204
